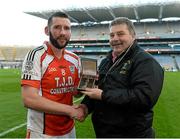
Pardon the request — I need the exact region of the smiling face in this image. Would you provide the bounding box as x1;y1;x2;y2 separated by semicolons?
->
109;23;135;56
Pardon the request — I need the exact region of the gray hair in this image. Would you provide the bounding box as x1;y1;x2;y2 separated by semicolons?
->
109;17;136;36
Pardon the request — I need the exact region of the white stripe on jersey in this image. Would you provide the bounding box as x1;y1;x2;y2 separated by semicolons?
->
65;49;78;58
64;54;79;69
27;108;44;134
21;46;45;81
41;54;54;76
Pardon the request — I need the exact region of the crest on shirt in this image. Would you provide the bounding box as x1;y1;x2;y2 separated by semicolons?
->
69;65;75;74
25;60;33;71
61;69;66;76
119;60;131;74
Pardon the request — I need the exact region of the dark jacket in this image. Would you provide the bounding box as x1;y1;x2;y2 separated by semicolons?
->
81;41;164;138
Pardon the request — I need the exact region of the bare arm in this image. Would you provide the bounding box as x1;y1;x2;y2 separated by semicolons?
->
21;85;82;119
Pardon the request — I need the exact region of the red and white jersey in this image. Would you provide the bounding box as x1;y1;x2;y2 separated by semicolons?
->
21;41;81;136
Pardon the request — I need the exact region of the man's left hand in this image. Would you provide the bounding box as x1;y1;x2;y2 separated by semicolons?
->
80;88;102;100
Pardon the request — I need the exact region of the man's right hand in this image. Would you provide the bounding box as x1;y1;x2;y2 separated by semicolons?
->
71;104;88;122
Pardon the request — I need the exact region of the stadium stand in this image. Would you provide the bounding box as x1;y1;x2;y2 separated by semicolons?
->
153;55;176;71
71;24;109;40
0;48;5;61
1;1;180;71
71;21;180;40
175;55;180;68
0;46;32;69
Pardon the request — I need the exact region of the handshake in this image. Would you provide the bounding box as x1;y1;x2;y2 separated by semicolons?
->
69;88;103;122
70;104;88;122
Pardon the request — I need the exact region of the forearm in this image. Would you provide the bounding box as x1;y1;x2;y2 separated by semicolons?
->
23;95;75;117
22;86;77;118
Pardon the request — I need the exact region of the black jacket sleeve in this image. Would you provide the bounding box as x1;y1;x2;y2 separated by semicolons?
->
81;95;95;114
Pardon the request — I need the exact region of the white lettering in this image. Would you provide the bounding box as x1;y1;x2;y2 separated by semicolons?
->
54;76;75;88
50;87;76;94
62;77;66;87
68;76;74;86
55;77;60;87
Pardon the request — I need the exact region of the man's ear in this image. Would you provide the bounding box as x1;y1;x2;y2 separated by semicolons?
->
45;26;49;36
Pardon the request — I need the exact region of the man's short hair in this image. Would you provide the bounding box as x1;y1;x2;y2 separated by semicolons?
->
110;17;136;36
48;11;69;27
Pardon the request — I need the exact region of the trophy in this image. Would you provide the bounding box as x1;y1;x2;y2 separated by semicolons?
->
77;57;97;91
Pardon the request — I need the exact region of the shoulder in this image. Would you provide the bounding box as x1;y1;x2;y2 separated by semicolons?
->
25;45;46;61
134;46;154;60
100;57;108;64
64;50;80;68
134;46;162;68
99;56;109;69
65;49;79;60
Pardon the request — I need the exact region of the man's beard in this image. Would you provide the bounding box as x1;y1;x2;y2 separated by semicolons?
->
49;32;69;49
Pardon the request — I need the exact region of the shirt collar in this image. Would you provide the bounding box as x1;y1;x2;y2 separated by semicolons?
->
44;41;65;57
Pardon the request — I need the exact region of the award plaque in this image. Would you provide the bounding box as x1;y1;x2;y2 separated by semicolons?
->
77;57;97;91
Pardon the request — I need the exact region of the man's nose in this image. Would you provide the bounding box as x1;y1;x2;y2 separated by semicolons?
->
59;28;66;34
112;34;119;40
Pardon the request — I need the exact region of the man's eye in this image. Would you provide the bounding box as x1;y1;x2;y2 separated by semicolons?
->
54;26;61;29
110;34;114;38
117;33;124;36
64;26;70;30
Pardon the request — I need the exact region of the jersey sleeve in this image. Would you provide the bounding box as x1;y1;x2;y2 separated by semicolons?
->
21;49;41;89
